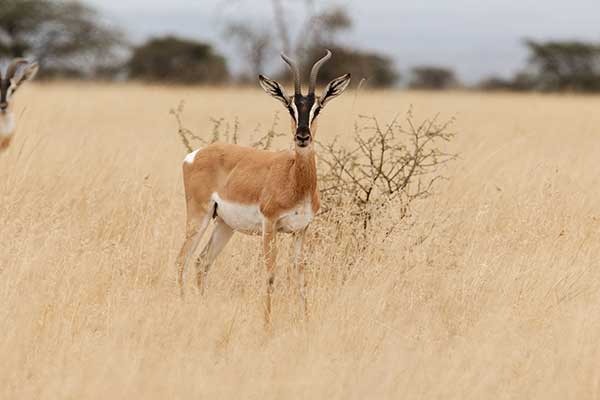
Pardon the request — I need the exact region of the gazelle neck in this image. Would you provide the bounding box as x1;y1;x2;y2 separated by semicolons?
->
292;145;318;196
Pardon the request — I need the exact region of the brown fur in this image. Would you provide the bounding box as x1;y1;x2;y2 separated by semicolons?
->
183;143;319;218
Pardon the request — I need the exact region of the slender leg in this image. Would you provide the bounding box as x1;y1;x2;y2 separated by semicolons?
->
262;219;278;327
293;228;309;319
195;218;234;294
175;211;211;297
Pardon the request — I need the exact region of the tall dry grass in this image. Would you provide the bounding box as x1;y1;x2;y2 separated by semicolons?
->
1;83;600;399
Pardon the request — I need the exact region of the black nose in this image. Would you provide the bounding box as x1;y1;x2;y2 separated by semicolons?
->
295;127;311;147
0;102;7;111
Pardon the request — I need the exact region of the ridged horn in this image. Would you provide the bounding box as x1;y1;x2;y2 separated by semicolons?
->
281;53;301;95
309;49;332;94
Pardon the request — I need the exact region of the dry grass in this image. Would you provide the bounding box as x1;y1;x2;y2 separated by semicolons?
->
1;83;600;399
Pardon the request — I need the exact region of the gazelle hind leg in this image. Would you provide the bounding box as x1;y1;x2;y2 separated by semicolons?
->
195;218;234;294
175;206;213;296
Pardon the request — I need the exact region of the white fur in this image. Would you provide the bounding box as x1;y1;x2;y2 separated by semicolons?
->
309;103;319;124
278;199;314;233
212;193;264;234
212;193;313;235
184;149;200;164
290;101;299;122
0;112;15;137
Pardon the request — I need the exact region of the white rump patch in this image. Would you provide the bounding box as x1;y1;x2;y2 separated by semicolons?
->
0;112;15;137
184;149;200;164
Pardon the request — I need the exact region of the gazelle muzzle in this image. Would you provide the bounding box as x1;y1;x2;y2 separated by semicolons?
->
295;126;312;147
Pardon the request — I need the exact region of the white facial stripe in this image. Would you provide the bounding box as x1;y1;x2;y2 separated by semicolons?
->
290;101;299;122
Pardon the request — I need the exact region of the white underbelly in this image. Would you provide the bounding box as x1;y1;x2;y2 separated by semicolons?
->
212;193;263;234
212;193;314;234
277;200;314;233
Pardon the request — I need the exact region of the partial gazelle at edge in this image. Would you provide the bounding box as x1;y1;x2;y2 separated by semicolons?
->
0;59;39;152
175;50;351;324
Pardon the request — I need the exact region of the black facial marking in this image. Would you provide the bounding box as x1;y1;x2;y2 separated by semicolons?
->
0;80;10;107
287;105;296;121
312;106;321;121
293;94;316;130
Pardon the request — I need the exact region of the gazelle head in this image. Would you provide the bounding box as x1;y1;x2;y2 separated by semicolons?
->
0;59;39;151
259;50;351;149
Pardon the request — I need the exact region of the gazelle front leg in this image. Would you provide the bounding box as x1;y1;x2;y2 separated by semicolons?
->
263;219;278;326
293;228;309;319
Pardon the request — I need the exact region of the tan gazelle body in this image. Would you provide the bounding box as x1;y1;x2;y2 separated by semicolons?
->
175;50;351;325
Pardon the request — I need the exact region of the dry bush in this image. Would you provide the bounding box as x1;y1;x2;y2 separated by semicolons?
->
318;109;457;229
170;100;285;151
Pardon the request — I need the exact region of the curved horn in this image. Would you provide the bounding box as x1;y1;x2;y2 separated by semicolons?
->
6;58;29;80
281;53;301;95
309;49;332;94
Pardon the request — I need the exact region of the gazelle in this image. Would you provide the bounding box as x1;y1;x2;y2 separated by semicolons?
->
0;59;39;152
175;50;351;323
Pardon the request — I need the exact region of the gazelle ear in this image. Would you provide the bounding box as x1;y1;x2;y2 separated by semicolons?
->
259;75;290;107
320;73;351;107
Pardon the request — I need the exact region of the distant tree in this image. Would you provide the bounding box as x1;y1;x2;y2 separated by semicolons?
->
128;36;228;84
409;66;457;90
0;0;124;77
265;1;352;56
303;45;399;88
224;22;273;81
523;39;600;92
478;72;536;92
300;6;352;55
223;1;398;87
511;72;537;91
478;76;514;91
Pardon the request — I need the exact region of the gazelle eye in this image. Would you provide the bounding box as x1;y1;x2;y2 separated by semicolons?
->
311;106;321;122
287;106;296;121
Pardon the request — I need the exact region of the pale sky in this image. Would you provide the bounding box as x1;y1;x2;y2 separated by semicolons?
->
85;0;600;83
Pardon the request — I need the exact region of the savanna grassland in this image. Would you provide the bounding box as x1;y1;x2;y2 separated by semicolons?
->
1;83;600;399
